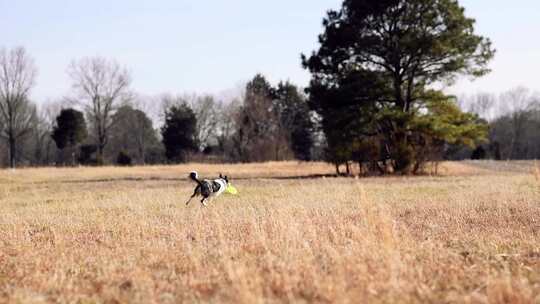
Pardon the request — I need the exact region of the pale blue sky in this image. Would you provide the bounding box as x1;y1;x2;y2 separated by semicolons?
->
1;0;539;102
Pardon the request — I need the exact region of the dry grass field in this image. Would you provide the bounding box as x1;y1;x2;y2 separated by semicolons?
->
1;161;539;303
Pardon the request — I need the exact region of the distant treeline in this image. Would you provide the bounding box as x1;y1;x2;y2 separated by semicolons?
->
451;88;540;161
1;0;536;172
0;49;316;168
0;45;536;170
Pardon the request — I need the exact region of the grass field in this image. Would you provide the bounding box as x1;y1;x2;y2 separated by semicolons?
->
1;161;539;303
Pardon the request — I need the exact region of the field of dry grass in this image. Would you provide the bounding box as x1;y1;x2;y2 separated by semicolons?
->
1;161;539;303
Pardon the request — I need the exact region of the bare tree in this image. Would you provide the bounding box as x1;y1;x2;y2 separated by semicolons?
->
215;99;240;157
132;94;162;129
41;100;70;164
233;89;289;162
0;47;38;168
499;87;535;116
463;93;498;121
188;94;220;151
158;93;183;127
499;87;537;159
67;57;131;163
155;93;220;152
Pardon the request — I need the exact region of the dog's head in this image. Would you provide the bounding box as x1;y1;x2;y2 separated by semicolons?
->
219;173;229;185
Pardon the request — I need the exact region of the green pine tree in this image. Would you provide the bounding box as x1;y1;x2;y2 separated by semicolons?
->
303;0;495;174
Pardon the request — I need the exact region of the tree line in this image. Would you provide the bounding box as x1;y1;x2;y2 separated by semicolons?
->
0;48;314;167
453;87;540;161
1;0;536;173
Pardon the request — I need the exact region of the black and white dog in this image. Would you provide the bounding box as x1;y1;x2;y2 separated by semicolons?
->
185;171;229;206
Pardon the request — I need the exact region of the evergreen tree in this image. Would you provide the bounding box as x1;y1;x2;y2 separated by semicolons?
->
303;0;494;174
233;74;281;162
232;75;315;162
161;104;198;163
274;82;314;161
51;108;87;164
109;105;159;164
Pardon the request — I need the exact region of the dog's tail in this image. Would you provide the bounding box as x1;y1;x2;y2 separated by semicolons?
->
189;171;203;186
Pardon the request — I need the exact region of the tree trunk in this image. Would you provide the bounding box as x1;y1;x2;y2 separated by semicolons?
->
98;128;106;165
71;145;77;167
375;161;385;175
140;148;145;165
45;140;51;165
358;161;366;176
97;144;105;165
140;134;146;165
393;132;414;175
9;135;16;168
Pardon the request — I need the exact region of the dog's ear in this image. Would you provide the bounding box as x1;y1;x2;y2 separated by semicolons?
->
225;175;229;182
219;173;223;178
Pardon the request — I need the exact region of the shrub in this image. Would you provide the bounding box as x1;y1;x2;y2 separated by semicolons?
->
78;144;98;165
117;151;132;166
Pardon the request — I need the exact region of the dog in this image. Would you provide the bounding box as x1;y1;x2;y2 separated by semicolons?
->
185;171;229;206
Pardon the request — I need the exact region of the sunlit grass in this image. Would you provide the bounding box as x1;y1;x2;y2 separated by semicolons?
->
0;161;539;303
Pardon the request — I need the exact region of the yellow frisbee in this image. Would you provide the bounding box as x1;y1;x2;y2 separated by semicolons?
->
226;184;238;195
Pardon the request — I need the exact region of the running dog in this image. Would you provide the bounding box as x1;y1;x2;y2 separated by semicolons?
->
185;171;229;206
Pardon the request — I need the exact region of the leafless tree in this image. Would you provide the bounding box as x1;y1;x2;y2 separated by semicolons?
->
67;56;131;163
499;87;537;159
24;105;51;166
499;87;535;115
132;94;162;129
39;99;69;164
0;47;38;168
158;93;183;126
232;90;291;162
462;93;498;121
155;93;220;152
215;99;239;153
187;94;220;151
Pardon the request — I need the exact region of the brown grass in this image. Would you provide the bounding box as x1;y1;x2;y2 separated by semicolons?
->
1;161;539;303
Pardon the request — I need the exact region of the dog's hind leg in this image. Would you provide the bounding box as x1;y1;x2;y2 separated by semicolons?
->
200;197;208;207
185;186;200;206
